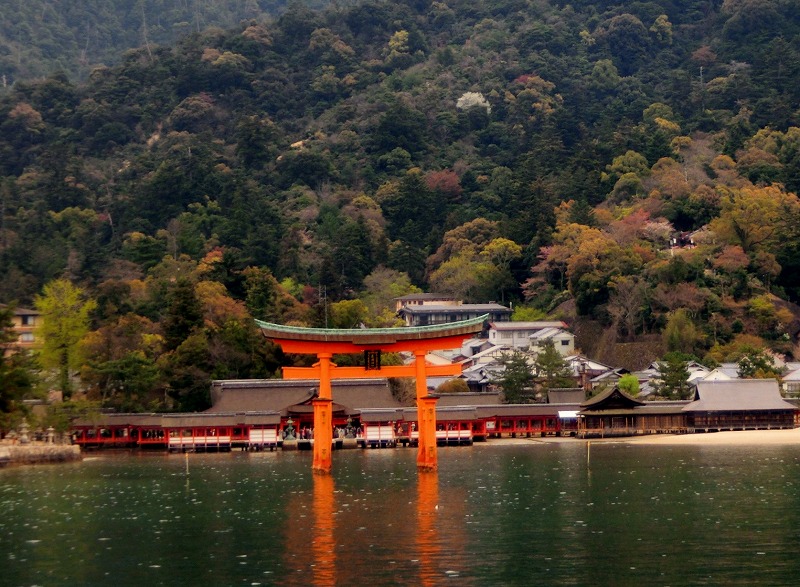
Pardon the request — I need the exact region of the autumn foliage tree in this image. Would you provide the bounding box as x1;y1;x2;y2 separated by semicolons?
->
35;280;97;398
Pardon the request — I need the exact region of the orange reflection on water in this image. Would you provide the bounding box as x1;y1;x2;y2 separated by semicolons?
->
417;470;440;586
312;472;336;586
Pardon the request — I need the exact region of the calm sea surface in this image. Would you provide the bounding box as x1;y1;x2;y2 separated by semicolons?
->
2;441;800;586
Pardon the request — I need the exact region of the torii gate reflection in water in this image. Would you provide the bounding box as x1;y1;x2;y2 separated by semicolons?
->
257;315;486;473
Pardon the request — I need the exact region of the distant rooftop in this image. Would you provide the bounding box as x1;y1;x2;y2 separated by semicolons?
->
489;321;567;330
394;293;457;302
529;327;570;340
399;303;510;314
0;303;39;316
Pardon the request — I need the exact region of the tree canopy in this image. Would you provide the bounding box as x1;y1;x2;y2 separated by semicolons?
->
34;279;96;397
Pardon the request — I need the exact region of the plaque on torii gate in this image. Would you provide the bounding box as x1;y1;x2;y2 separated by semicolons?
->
256;315;487;473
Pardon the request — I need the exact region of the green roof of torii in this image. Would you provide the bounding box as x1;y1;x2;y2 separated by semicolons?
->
255;314;488;344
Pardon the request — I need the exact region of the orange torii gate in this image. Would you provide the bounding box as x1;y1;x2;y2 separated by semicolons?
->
256;315;487;473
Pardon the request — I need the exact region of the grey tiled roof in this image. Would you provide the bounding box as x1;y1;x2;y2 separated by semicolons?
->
435;391;502;406
684;379;795;412
547;389;585;404
208;378;405;414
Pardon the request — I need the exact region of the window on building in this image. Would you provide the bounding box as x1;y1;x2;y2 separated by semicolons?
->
21;315;35;326
20;332;35;342
561;339;570;346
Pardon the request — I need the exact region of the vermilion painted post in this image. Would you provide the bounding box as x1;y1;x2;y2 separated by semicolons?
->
313;353;334;473
317;353;332;399
312;398;333;473
417;396;438;471
415;351;438;471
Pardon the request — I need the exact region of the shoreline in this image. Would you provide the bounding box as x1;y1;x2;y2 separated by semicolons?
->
522;427;800;447
4;428;798;464
619;427;800;446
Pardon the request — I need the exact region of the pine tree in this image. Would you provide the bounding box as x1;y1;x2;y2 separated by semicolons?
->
0;305;35;417
163;278;203;351
493;350;534;404
533;341;575;390
654;352;692;400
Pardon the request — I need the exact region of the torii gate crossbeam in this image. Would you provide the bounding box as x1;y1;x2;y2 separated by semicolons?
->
257;315;487;473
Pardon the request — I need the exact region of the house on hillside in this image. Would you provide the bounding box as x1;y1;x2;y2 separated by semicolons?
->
459;336;494;358
397;302;511;327
460;344;515;369
487;321;573;352
0;304;41;356
528;326;575;356
782;363;800;396
393;293;458;313
460;364;494;393
701;364;740;381
565;355;615;389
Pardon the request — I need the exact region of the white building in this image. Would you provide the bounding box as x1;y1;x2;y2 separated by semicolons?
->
529;327;575;356
487;321;574;355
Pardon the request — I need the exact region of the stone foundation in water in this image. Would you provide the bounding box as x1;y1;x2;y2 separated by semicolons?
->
0;444;82;466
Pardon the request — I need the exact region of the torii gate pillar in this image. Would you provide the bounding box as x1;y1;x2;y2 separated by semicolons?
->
415;350;438;471
312;354;334;473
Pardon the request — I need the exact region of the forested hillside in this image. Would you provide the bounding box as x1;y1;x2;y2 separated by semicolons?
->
0;0;328;83
2;0;800;413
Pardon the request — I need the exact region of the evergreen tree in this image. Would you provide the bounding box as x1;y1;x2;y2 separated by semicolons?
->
0;305;35;420
162;277;204;351
736;346;782;379
533;341;575;390
493;350;534;404
159;331;213;412
568;197;596;226
654;352;693;400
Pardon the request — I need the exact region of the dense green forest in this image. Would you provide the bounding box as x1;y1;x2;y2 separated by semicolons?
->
2;0;800;417
0;0;331;83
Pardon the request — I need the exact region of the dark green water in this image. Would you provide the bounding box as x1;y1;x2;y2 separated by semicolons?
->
2;442;800;586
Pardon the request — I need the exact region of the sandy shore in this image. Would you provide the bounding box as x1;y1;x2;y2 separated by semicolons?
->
548;428;800;447
620;427;800;446
513;428;800;447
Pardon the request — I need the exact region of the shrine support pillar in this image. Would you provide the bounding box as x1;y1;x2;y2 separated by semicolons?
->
313;353;334;474
415;350;438;471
